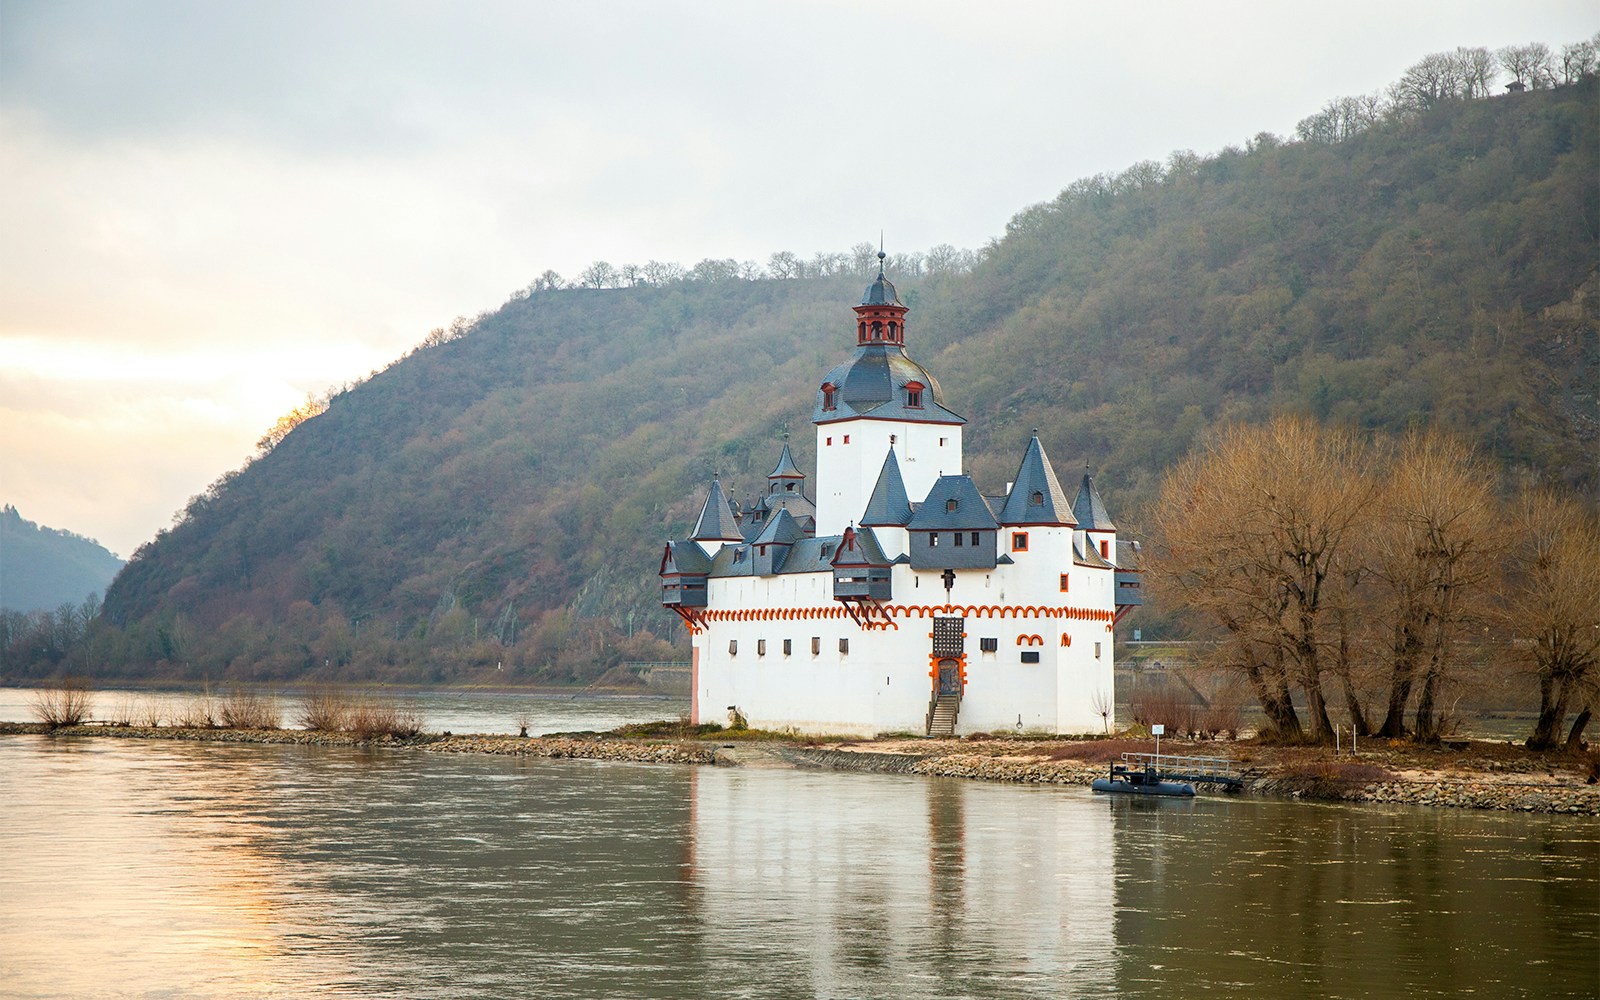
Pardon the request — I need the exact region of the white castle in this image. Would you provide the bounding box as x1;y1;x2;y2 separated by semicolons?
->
660;257;1140;736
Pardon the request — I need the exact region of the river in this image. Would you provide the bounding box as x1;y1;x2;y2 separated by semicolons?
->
0;733;1593;999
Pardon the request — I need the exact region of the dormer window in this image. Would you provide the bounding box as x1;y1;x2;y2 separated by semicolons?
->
1030;489;1044;506
946;497;958;513
905;380;924;409
821;383;837;410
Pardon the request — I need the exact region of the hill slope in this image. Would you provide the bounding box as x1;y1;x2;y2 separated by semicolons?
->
81;79;1599;684
1;505;124;612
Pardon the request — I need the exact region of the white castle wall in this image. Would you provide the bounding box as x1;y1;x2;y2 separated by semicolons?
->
693;545;1117;736
814;420;963;537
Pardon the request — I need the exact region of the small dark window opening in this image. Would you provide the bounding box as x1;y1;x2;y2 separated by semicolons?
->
1100;539;1110;558
888;321;898;341
839;638;849;654
729;640;738;655
811;637;821;655
1021;650;1041;664
871;321;883;339
786;482;795;492
783;639;792;656
980;637;999;652
970;531;980;546
1060;574;1070;592
929;533;940;547
757;639;766;656
954;533;964;547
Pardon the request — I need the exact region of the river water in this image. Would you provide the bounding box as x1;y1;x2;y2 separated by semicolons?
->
0;734;1593;999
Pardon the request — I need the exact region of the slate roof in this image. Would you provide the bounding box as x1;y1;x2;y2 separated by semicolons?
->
752;507;807;548
1072;469;1118;532
834;526;892;566
768;441;804;481
813;345;965;424
997;435;1076;526
860;449;913;526
660;540;711;576
707;533;847;577
691;479;744;541
861;261;903;306
907;475;999;531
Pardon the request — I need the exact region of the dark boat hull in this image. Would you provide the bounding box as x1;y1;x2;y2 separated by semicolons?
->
1092;777;1196;797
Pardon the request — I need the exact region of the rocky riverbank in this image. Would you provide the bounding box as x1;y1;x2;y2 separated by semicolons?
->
3;722;1594;815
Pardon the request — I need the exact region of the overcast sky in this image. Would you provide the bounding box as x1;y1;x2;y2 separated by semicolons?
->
2;1;1594;559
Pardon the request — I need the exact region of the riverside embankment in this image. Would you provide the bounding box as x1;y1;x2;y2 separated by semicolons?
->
3;721;1594;815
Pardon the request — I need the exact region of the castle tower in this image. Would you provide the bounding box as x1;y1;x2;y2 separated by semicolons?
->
813;253;965;535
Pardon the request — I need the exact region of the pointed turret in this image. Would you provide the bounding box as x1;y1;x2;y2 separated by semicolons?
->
997;433;1076;526
860;448;913;526
767;439;805;494
1072;467;1117;532
691;478;744;544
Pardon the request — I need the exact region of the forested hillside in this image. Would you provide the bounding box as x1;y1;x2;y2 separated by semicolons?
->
11;75;1594;684
0;506;123;612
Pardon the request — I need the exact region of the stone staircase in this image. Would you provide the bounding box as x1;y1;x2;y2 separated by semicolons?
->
927;694;960;738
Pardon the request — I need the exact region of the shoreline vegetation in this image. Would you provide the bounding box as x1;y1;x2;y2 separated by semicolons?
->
3;719;1593;817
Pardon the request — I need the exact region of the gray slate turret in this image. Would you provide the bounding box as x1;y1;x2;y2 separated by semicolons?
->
998;434;1076;527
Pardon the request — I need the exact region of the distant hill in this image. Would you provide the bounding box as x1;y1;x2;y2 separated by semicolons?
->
1;505;124;612
62;77;1600;685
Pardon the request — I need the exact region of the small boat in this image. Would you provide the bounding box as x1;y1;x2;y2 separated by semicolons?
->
1092;762;1196;797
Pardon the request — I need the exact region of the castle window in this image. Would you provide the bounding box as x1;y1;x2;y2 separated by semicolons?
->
758;639;766;656
843;435;850;444
786;482;795;491
1060;574;1070;592
1031;489;1044;506
980;637;998;652
1021;651;1041;664
888;321;898;341
929;532;939;547
939;437;947;446
1012;532;1028;552
971;531;980;546
1100;539;1110;558
871;321;883;340
954;532;963;547
946;498;958;513
729;640;738;656
1094;642;1102;659
906;381;924;409
839;638;849;655
821;383;836;410
783;639;792;656
812;637;821;655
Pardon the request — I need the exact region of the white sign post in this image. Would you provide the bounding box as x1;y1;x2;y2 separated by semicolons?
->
1152;723;1164;770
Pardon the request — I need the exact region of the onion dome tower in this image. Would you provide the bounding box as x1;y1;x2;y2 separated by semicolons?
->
813;252;965;535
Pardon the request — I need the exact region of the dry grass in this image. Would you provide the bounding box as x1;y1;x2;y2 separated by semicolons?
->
172;691;219;728
298;687;424;738
219;689;281;730
28;679;94;728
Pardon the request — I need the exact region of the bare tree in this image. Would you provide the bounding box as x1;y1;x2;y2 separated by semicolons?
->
1366;430;1500;740
850;241;879;275
528;269;566;292
577;260;619;289
1390;51;1466;114
1559;39;1599;84
1502;488;1600;749
1149;416;1372;742
642;260;685;285
1452;46;1498;99
1498;43;1556;89
767;250;801;279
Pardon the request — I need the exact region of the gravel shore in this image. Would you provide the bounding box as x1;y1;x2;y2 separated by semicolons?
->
3;722;1594;815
